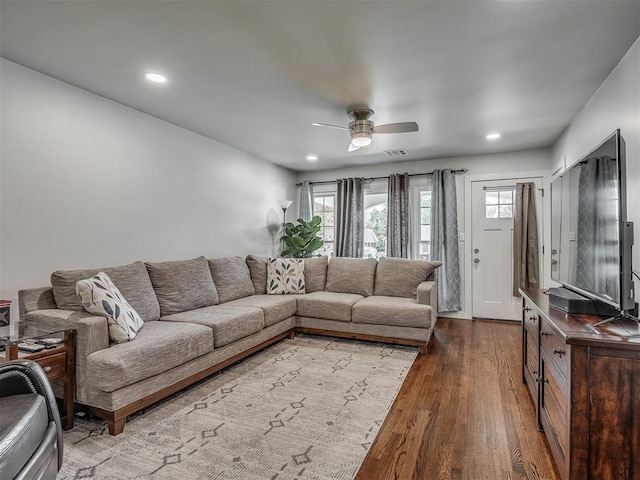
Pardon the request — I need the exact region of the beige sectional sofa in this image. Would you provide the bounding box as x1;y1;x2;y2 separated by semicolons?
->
19;255;439;435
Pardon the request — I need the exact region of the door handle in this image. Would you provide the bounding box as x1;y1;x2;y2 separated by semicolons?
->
474;258;480;264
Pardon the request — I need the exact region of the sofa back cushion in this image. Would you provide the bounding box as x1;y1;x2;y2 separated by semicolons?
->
208;257;255;303
51;261;160;321
325;257;377;296
246;255;268;294
145;256;219;316
374;257;442;298
304;256;328;293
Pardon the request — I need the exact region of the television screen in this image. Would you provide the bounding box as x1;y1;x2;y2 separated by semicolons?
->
550;130;634;311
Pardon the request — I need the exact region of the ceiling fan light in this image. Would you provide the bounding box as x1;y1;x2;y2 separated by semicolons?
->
351;133;372;147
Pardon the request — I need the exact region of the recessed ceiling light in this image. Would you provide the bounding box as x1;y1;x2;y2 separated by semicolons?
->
306;154;318;161
145;72;167;83
486;132;501;140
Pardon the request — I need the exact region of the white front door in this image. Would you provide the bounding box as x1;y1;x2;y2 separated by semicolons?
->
471;178;542;320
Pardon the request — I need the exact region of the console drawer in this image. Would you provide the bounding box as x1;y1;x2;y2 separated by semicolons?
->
523;298;539;338
540;317;569;381
540;358;568;468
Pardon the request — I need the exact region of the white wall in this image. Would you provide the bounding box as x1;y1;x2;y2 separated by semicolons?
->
0;59;297;319
297;149;553;318
552;37;640;300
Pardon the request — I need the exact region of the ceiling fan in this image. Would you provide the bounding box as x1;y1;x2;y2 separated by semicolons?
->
312;106;419;152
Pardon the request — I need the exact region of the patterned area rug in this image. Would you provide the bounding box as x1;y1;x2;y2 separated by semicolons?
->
59;336;417;480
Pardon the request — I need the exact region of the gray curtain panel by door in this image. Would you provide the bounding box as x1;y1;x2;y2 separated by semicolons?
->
299;181;314;222
513;182;540;296
335;177;364;257
575;157;619;301
387;173;410;258
430;169;461;312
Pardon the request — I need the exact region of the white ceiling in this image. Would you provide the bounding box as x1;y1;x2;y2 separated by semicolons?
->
1;1;639;172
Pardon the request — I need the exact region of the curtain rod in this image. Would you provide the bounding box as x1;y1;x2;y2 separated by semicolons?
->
295;168;468;187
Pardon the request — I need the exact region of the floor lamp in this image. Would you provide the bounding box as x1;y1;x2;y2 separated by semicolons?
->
278;200;292;256
279;200;293;223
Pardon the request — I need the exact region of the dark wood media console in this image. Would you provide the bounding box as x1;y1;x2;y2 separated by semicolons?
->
520;288;640;480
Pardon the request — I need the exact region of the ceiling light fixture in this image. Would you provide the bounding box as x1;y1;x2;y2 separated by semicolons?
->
306;154;318;161
145;72;167;83
486;132;501;140
351;132;372;147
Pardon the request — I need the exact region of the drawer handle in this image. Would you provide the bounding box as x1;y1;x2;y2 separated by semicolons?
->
43;366;52;373
541;331;550;337
553;348;565;358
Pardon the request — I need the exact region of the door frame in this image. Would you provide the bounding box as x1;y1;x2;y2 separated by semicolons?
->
459;170;551;320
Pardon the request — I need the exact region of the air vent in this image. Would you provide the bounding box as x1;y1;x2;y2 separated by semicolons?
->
384;149;408;157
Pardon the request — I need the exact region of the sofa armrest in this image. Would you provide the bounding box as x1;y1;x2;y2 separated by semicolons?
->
23;309;109;355
417;281;437;313
18;287;57;317
23;310;109;403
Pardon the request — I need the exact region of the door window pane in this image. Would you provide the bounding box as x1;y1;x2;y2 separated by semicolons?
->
485;189;515;219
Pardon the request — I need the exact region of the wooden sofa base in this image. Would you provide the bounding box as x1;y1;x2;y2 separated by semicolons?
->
77;328;296;435
76;325;430;435
296;327;430;355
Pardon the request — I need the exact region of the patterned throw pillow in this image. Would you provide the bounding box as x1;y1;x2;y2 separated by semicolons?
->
266;258;306;295
76;272;144;343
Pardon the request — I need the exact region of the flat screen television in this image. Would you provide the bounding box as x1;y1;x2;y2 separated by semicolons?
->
550;130;636;315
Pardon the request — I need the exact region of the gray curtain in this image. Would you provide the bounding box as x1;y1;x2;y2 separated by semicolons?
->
335;177;364;257
575;157;618;300
430;169;461;312
299;181;313;222
387;173;410;258
513;182;540;296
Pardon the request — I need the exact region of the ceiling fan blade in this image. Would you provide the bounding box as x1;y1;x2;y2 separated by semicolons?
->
348;142;360;152
311;122;349;130
373;122;419;134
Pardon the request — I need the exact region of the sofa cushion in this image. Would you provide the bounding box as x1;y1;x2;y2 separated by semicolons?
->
295;291;363;322
51;261;160;321
304;256;328;293
76;272;144;343
162;305;264;348
208;256;255;303
245;255;267;294
374;258;442;298
225;294;297;327
145;257;219;316
352;295;433;329
86;320;213;392
0;394;48;480
325;257;377;296
267;258;305;294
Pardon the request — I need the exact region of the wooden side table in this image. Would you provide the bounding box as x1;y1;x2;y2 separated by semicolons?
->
2;329;76;430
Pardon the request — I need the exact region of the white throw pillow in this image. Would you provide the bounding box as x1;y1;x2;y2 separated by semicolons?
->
76;272;144;343
266;258;306;294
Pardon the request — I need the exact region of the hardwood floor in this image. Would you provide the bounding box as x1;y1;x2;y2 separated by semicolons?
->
357;318;560;480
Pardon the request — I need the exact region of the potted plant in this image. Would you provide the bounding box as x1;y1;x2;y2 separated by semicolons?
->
281;216;324;258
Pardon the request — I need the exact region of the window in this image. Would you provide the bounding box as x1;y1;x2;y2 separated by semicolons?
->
364;192;387;258
313;193;335;256
485;189;514;219
419;190;431;260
